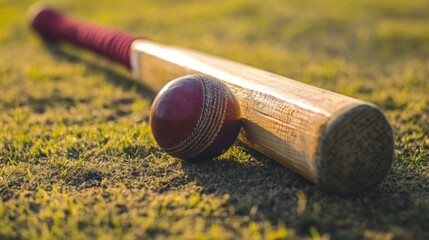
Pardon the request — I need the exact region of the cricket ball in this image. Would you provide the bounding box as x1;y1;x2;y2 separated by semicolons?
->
150;74;242;161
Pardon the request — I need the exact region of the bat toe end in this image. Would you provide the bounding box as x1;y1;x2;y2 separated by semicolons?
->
316;104;394;194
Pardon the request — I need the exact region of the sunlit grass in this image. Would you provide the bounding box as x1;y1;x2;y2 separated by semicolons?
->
0;0;428;239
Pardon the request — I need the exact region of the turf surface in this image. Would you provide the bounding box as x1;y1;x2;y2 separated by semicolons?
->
1;0;428;239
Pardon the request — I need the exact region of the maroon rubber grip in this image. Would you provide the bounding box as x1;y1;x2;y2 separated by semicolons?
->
32;7;143;68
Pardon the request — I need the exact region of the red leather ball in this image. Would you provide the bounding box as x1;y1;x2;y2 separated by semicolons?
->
150;74;242;161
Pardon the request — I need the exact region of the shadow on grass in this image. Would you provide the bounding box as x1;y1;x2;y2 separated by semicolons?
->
179;145;429;237
181;145;314;217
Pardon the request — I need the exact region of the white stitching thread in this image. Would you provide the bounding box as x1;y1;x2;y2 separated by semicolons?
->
161;75;228;159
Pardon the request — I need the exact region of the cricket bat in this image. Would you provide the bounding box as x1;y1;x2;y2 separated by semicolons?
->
29;6;394;193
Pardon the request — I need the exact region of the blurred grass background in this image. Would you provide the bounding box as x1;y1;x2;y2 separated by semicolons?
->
0;0;428;239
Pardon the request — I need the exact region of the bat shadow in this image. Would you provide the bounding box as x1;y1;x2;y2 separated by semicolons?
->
180;140;315;217
180;147;428;235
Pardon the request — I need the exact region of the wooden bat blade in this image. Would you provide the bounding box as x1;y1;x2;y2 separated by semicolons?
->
130;40;394;193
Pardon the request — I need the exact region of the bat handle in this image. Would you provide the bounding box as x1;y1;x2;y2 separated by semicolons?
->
30;6;143;69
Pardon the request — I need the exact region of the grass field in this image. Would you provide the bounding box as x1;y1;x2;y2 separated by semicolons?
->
1;0;428;239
